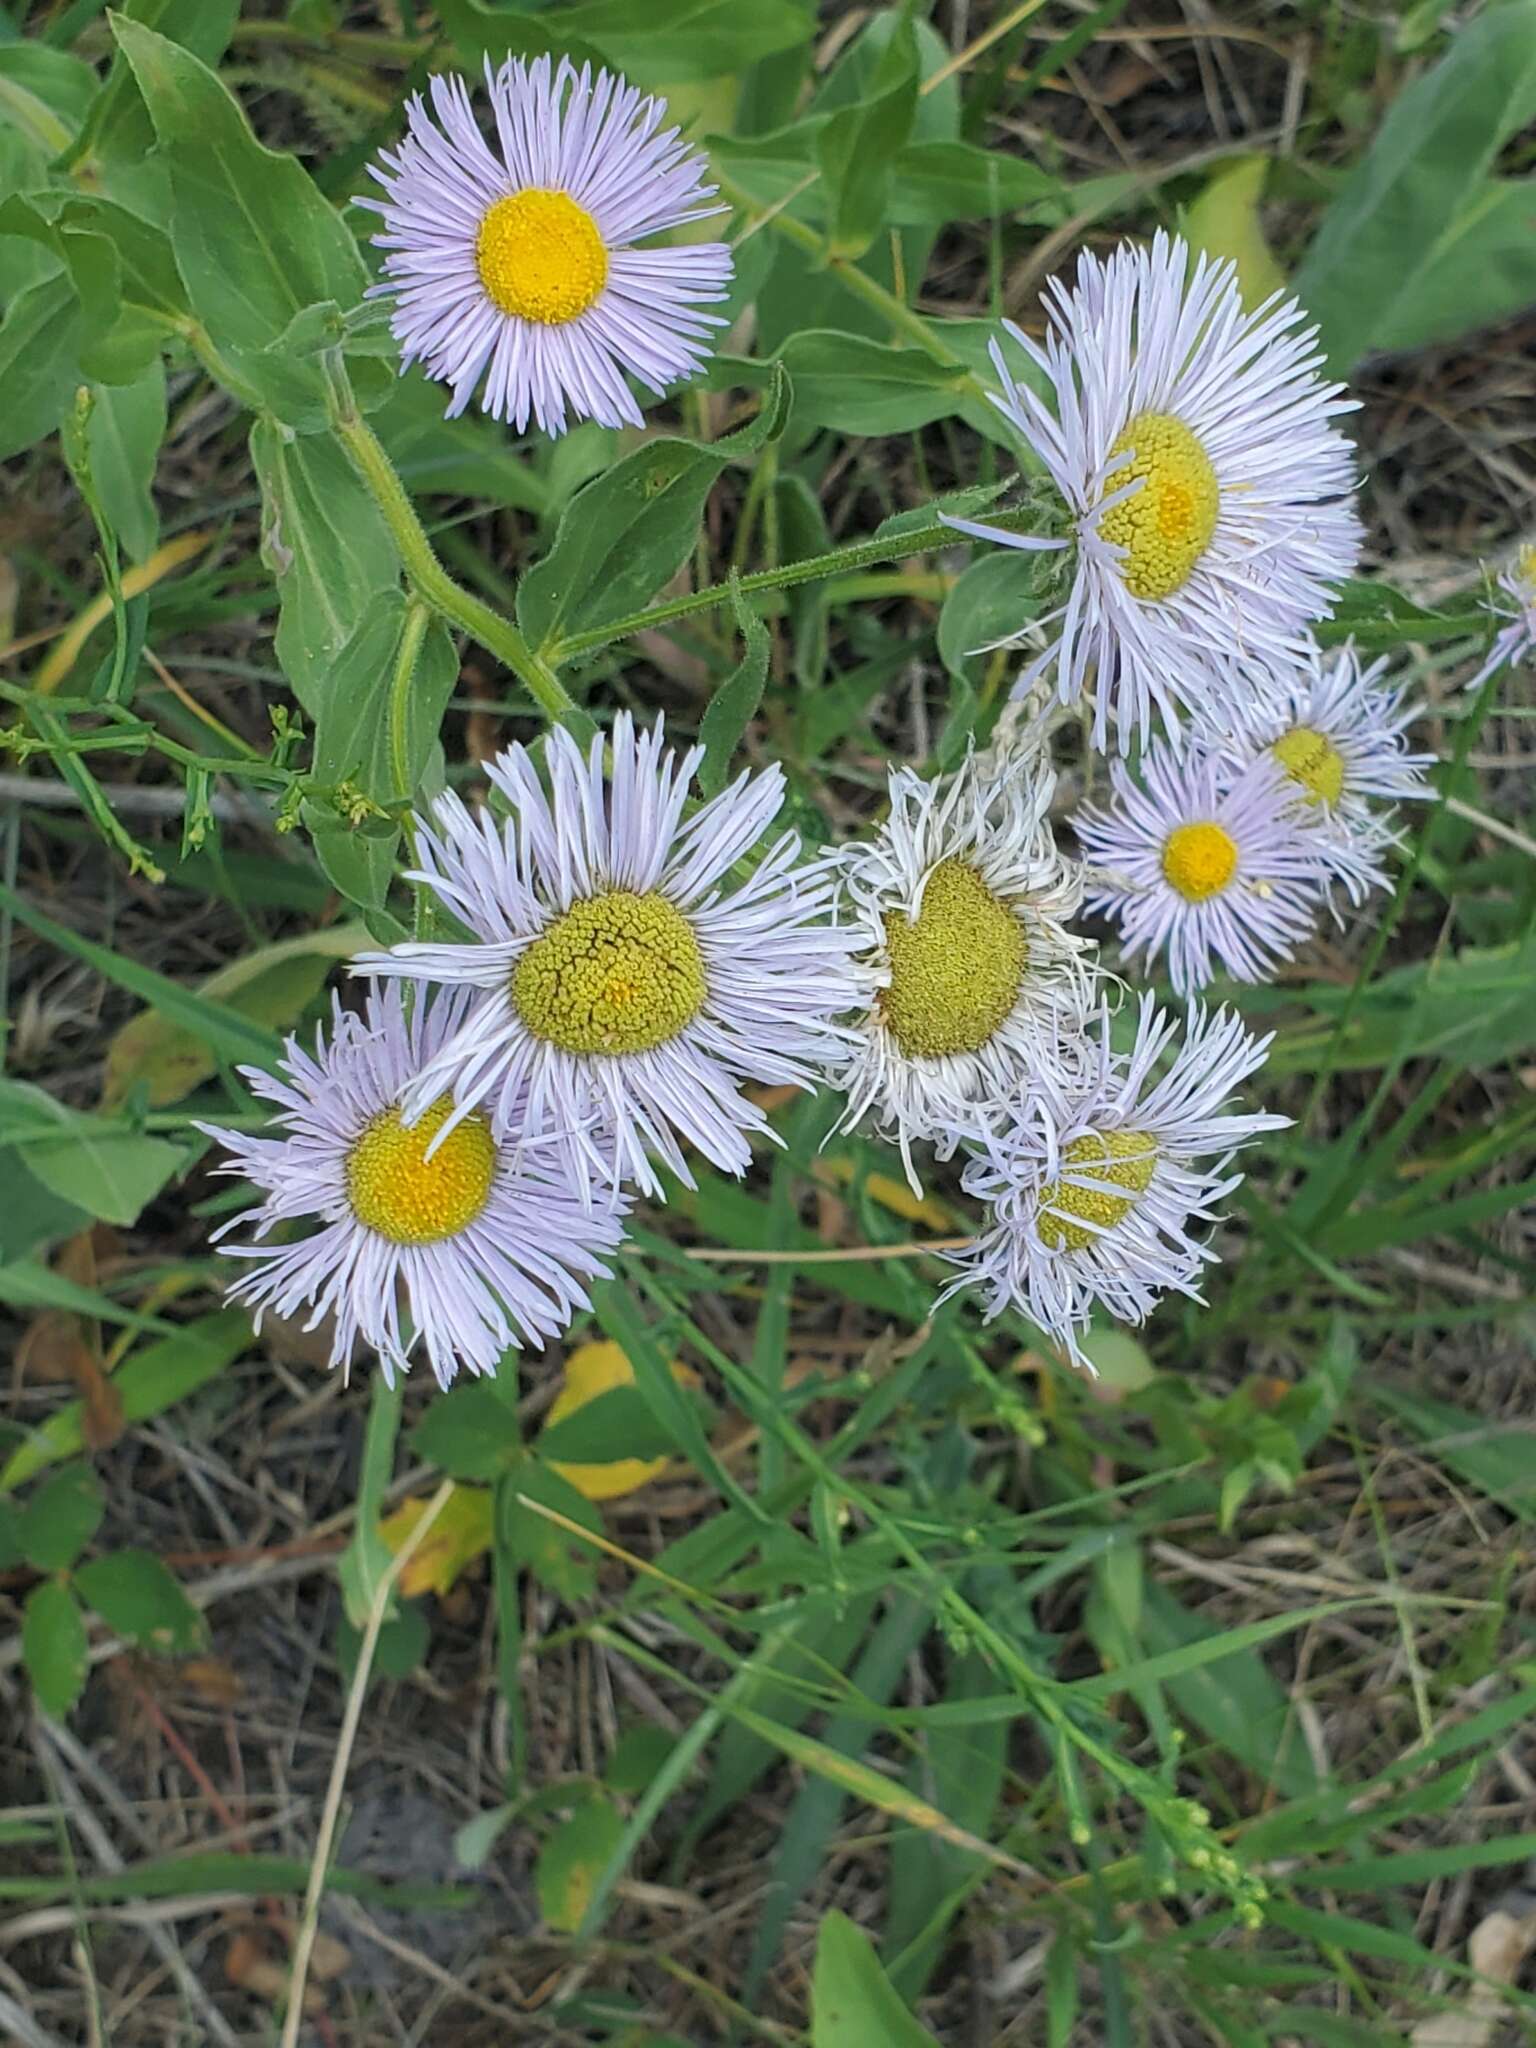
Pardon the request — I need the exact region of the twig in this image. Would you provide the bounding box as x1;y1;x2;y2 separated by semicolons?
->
278;1478;455;2048
1443;793;1536;862
0;774;250;820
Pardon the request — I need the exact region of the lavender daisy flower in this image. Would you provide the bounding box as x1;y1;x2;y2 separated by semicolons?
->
1468;544;1536;690
359;55;733;435
944;997;1285;1365
355;715;860;1199
827;749;1098;1190
941;232;1363;750
1198;639;1434;905
1076;744;1331;994
199;986;626;1390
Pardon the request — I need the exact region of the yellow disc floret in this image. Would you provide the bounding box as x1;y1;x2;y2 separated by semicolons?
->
347;1098;496;1246
1161;820;1239;903
879;857;1028;1060
513;890;707;1056
475;188;608;325
1099;411;1220;601
1271;724;1345;807
1037;1129;1157;1253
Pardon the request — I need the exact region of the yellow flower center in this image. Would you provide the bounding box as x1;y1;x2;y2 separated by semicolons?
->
1161;820;1238;903
1098;411;1220;601
475;188;608;325
346;1098;496;1246
1517;543;1536;593
1037;1130;1158;1253
1271;724;1345;807
512;890;707;1056
879;857;1028;1060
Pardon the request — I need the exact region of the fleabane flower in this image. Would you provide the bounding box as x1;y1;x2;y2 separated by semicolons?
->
354;715;859;1198
826;751;1098;1189
1468;544;1536;690
360;55;733;435
942;232;1363;750
1198;639;1434;905
199;986;626;1390
1076;745;1330;994
943;997;1286;1365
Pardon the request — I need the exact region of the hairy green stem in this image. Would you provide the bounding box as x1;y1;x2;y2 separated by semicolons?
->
324;372;590;738
548;511;1035;663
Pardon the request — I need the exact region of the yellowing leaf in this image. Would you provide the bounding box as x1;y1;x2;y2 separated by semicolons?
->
102;927;368;1111
540;1339;689;1503
1183;155;1284;310
378;1483;493;1598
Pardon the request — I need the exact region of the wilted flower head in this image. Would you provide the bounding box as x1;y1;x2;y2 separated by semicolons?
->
942;232;1362;750
944;997;1286;1365
360;55;733;435
826;748;1097;1189
355;714;860;1198
200;986;627;1389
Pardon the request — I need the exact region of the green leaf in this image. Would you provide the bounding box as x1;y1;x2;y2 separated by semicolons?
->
1294;0;1536;369
1372;177;1536;356
1313;576;1483;654
521;370;789;655
0;1308;252;1495
20;1463;105;1572
887;140;1062;224
1122;1585;1328;1799
411;1382;522;1482
367;374;549;513
111;17;366;415
1182;154;1284;310
23;1579;90;1718
747;331;972;438
503;1460;603;1602
0;43;97;150
536;1385;680;1466
0;1078;185;1228
310;599;459;807
536;1790;626;1934
812;1911;941;2048
84;365;165;562
74;1548;206;1655
0;270;82;462
817;17;918;260
0;1155;90;1264
696;581;770;800
250;420;399;709
937;549;1042;687
436;0;808;80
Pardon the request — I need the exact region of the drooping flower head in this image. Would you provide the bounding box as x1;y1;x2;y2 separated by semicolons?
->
354;715;860;1198
1468;544;1536;691
942;233;1363;750
944;998;1286;1365
1076;745;1330;994
360;55;733;435
1198;638;1433;905
827;750;1098;1189
200;986;626;1389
